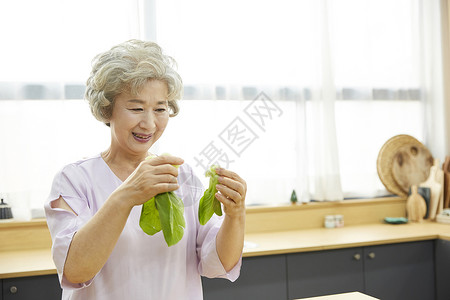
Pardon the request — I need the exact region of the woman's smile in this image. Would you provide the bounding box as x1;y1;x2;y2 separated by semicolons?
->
132;132;153;143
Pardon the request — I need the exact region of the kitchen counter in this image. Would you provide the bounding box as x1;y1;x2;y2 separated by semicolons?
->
2;221;450;279
0;248;55;279
243;221;450;257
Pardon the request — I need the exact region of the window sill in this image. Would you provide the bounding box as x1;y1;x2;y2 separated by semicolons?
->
245;196;406;234
0;197;406;250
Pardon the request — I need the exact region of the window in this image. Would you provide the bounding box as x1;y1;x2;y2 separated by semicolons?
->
0;0;444;218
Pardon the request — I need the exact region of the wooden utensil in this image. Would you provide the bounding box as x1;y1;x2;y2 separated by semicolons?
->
406;185;427;222
419;162;443;220
443;156;450;208
408;186;430;218
377;135;432;197
392;144;433;194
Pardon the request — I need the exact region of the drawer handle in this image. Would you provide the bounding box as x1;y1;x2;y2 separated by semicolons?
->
368;252;376;259
10;285;18;294
353;253;361;260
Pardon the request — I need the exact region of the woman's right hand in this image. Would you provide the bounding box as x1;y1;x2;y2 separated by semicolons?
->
115;155;184;208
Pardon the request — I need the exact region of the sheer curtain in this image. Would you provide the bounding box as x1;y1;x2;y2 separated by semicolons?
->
332;0;446;197
0;0;143;219
420;0;447;161
154;0;445;202
155;0;346;203
0;0;446;219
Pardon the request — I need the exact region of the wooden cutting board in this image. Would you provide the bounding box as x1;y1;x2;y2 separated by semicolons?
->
443;156;450;208
391;144;433;194
406;185;427;222
419;164;443;220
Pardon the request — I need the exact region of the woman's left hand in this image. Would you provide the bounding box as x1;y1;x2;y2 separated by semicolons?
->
214;168;247;220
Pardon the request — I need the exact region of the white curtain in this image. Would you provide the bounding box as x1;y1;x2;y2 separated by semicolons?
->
154;0;445;202
332;0;446;197
420;0;447;161
155;0;346;202
0;0;143;219
307;0;343;201
0;0;446;219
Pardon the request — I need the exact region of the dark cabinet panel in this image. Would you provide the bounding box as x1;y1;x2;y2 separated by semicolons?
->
287;247;364;299
364;241;435;300
1;240;440;300
435;239;450;300
202;254;287;300
3;274;61;300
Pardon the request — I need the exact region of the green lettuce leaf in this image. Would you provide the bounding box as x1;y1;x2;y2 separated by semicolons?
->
140;191;186;246
198;165;223;225
156;192;185;247
139;196;162;235
139;154;185;246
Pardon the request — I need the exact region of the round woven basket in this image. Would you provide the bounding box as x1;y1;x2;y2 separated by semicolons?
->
376;134;432;197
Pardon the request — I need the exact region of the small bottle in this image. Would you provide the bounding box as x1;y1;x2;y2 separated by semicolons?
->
324;215;335;228
335;215;344;228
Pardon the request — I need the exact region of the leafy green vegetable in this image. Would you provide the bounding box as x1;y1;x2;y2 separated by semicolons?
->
139;154;185;247
140;192;185;246
139;196;162;235
156;192;185;246
198;165;223;225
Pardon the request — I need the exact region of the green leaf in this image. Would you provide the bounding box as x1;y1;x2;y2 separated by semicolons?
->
139;197;162;235
213;194;223;216
199;185;216;225
156;192;186;247
198;165;223;225
139;154;186;246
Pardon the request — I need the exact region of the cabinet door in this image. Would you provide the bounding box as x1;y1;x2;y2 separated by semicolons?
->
287;247;364;299
3;274;62;300
435;239;450;300
364;241;435;300
202;254;287;300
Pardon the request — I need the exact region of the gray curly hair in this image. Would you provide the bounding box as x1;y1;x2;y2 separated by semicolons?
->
85;39;183;126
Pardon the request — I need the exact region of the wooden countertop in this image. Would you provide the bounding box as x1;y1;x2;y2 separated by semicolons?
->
0;248;56;279
2;221;450;279
243;221;450;257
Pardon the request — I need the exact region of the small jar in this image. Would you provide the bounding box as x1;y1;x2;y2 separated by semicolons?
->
335;215;344;228
324;215;335;228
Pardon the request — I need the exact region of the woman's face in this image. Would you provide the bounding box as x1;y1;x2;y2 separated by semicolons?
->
108;79;169;157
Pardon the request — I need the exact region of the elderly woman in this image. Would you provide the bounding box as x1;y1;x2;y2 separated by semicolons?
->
45;40;246;299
